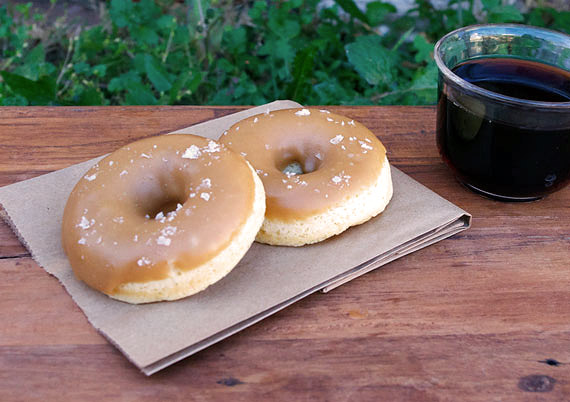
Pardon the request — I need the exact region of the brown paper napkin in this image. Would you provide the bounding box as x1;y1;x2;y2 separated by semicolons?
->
0;100;470;375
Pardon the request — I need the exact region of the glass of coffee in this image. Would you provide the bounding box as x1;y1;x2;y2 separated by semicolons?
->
435;24;570;201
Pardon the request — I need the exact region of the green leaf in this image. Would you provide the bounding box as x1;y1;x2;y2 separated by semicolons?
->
132;26;159;46
124;83;158;105
345;35;395;86
366;1;397;26
334;0;369;24
0;71;56;105
108;71;141;93
77;87;104;105
412;35;434;63
267;14;300;39
248;1;267;22
109;0;134;28
92;64;107;77
287;46;316;102
144;54;171;92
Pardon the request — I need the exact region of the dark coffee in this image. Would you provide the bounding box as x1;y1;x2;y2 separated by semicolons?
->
437;57;570;200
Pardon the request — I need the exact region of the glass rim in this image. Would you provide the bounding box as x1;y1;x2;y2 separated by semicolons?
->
434;23;570;109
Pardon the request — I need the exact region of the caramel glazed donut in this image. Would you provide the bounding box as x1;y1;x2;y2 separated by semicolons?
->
220;108;393;246
62;135;265;304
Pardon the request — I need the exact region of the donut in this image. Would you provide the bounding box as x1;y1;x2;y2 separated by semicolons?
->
61;134;265;304
219;108;393;246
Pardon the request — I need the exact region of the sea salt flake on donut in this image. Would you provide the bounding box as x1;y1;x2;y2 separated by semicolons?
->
182;145;201;159
113;216;124;224
141;153;151;159
120;170;128;176
77;216;94;229
264;144;271;150
330;135;344;145
359;140;373;150
240;152;247;157
349;136;356;141
331;175;342;184
315;152;323;160
155;211;165;220
341;121;345;126
235;126;240;131
156;236;171;246
96;236;102;244
326;117;334;122
348;120;356;126
295;109;310;116
253;117;258;123
189;192;196;198
320;110;331;114
200;192;210;201
109;161;114;166
365;138;372;143
341;145;346;150
161;226;177;236
133;235;138;242
204;140;220;153
78;238;87;245
286;185;293;189
137;257;151;266
84;173;97;181
176;203;183;211
198;178;211;189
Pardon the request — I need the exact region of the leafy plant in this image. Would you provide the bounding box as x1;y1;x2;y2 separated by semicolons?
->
0;0;568;106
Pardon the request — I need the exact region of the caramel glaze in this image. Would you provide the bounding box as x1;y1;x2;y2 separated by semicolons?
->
61;135;255;295
219;108;387;221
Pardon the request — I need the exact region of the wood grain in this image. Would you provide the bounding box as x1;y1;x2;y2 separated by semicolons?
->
0;106;569;402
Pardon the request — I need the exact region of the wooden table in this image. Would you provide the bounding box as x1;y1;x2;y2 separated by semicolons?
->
1;106;568;401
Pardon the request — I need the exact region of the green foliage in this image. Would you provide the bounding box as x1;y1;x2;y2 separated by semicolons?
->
0;0;568;106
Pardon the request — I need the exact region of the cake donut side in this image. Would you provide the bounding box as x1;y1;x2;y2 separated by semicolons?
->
61;134;265;304
219;108;393;246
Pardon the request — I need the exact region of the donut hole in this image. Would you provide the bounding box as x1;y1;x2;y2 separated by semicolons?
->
277;150;322;176
136;178;187;219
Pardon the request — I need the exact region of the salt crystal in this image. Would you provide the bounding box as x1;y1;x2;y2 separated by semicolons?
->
253;117;258;123
141;153;151;159
120;170;128;176
182;145;201;159
295;109;310;116
200;192;210;201
161;226;177;236
137;257;151;266
204;140;220;153
331;176;342;184
78;238;86;245
330;135;344;145
157;236;171;246
77;216;92;229
84;173;97;181
155;211;165;220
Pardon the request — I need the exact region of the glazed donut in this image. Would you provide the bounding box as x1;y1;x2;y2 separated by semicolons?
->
219;108;393;246
61;134;265;304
